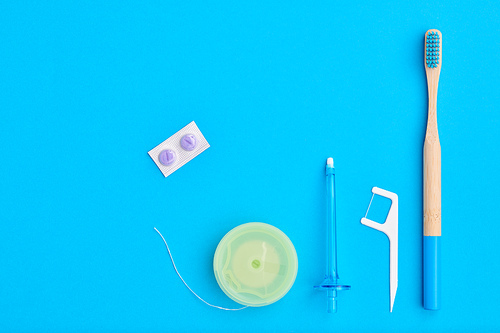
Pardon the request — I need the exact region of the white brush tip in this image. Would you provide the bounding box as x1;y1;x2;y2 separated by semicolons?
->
327;157;334;167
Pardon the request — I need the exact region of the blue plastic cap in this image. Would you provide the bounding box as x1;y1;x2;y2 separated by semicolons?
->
423;236;441;310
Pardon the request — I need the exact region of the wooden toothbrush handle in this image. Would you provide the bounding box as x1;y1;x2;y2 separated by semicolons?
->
423;140;441;236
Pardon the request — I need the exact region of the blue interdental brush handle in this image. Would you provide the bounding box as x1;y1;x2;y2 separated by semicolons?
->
314;158;350;313
326;158;337;312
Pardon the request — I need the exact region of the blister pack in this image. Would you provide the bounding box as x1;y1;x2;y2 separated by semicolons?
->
148;121;210;177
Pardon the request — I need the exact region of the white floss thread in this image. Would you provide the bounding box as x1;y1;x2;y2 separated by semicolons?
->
154;227;248;311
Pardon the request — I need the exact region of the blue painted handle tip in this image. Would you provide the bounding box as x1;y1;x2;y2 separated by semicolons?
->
423;236;441;310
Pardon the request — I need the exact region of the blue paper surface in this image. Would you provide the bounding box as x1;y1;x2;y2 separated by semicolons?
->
1;1;499;331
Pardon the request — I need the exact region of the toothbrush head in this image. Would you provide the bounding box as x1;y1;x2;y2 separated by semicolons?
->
425;30;441;69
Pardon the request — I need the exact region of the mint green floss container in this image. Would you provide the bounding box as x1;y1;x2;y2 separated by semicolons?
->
213;222;298;307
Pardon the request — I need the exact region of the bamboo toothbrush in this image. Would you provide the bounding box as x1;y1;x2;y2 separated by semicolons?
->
423;29;442;310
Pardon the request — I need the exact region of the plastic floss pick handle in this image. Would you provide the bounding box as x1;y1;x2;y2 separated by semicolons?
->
361;187;398;312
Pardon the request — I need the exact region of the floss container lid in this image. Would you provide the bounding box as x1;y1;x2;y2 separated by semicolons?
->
213;222;298;307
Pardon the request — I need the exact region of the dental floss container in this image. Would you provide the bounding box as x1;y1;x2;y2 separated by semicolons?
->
213;222;298;307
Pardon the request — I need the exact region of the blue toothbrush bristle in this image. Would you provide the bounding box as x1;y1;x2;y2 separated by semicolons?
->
426;31;441;68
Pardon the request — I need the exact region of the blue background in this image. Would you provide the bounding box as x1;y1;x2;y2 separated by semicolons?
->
1;1;499;332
